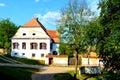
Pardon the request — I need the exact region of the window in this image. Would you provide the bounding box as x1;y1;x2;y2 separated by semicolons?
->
13;43;19;49
30;43;37;49
32;33;36;35
23;33;26;36
22;53;25;55
32;53;35;57
41;54;44;57
40;43;47;49
14;53;17;55
22;42;26;49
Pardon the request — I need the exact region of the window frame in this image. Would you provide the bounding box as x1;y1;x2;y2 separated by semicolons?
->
32;33;36;35
22;42;26;49
30;43;37;49
13;42;19;49
41;53;44;57
32;53;35;57
40;43;47;49
23;33;26;36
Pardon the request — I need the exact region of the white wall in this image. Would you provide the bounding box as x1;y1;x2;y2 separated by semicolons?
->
11;39;51;59
13;27;50;39
11;27;60;64
53;57;68;66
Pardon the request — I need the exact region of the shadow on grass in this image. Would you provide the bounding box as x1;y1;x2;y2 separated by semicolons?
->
32;73;55;80
0;66;39;80
82;74;101;80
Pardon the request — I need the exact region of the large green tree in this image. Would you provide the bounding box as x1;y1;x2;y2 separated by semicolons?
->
98;0;120;72
0;18;18;53
57;0;96;79
85;0;120;73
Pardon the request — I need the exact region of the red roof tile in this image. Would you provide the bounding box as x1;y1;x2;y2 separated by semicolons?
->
47;30;59;43
22;18;46;30
21;18;59;43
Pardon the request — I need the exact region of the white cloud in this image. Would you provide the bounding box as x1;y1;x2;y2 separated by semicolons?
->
0;3;5;7
35;0;39;2
34;11;60;29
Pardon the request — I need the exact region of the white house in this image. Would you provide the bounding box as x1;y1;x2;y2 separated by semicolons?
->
11;18;59;64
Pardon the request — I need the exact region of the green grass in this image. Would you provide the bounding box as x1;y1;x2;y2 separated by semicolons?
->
4;54;45;65
0;58;9;63
0;66;39;80
54;70;120;80
54;73;74;80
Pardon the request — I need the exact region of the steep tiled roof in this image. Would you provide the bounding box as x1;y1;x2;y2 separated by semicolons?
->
47;30;59;43
20;18;59;43
22;18;46;30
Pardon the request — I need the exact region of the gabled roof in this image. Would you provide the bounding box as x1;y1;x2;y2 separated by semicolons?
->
47;30;59;43
22;18;46;30
17;18;59;43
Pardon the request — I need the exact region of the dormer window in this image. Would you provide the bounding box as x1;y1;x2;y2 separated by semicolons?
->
23;33;26;36
32;33;36;36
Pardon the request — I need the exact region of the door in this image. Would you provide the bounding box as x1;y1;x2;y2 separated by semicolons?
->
49;58;53;65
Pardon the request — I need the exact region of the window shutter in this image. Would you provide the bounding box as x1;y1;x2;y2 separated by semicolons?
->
30;43;32;49
44;43;47;49
13;43;15;49
36;43;37;49
40;43;41;49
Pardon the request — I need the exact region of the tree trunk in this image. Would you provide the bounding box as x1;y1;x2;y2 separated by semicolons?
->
74;52;78;80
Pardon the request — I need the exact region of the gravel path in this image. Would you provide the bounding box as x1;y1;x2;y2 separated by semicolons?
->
0;63;75;80
32;66;75;80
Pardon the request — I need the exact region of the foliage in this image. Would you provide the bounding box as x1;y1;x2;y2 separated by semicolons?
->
0;18;18;53
57;0;96;55
85;0;120;72
57;0;96;79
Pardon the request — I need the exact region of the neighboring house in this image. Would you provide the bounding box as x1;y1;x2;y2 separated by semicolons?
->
11;18;59;64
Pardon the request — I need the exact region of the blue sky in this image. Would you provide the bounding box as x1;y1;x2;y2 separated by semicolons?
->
0;0;99;30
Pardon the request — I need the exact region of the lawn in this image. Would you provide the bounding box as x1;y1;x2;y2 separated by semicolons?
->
3;54;45;65
0;66;39;80
54;73;74;80
54;70;120;80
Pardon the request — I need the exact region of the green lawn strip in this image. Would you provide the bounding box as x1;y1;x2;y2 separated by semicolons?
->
4;55;45;65
54;73;74;80
12;57;45;65
68;70;120;80
0;66;39;80
0;58;9;63
54;70;103;80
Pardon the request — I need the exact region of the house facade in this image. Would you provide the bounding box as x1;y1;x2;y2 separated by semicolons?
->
11;18;59;64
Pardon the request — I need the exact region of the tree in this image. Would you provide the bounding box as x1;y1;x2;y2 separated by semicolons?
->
85;0;120;74
98;0;120;72
57;0;95;79
0;18;18;53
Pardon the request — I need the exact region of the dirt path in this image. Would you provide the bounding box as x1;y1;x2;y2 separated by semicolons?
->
0;63;75;80
32;66;75;80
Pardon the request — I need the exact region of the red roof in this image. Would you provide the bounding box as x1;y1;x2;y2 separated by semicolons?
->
22;18;46;30
22;18;59;43
47;30;59;43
